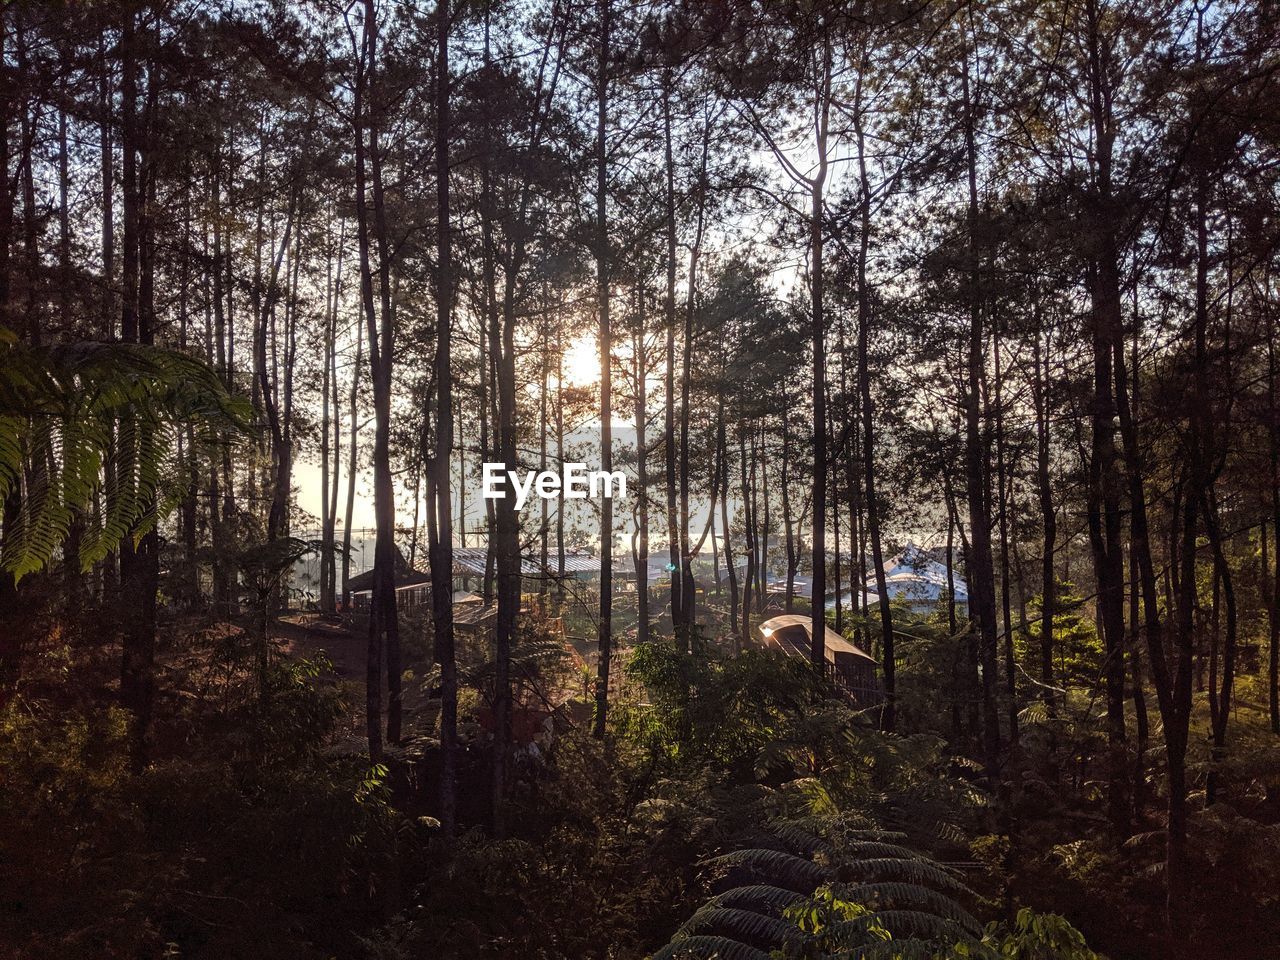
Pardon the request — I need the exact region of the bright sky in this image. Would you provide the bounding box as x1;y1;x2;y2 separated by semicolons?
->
295;332;608;532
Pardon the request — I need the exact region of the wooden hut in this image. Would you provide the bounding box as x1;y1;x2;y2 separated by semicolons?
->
757;614;883;710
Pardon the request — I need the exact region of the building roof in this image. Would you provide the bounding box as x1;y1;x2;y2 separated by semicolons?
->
758;614;877;664
345;546;426;595
347;545;602;589
824;586;881;610
867;543;968;602
450;547;600;578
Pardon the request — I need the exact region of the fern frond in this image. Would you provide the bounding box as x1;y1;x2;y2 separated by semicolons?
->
829;908;967;943
835;840;934;863
678;906;801;946
829;881;979;932
848;936;945;959
650;934;774;960
841;857;972;894
0;331;249;578
755;820;833;857
702;848;831;890
713;884;806;915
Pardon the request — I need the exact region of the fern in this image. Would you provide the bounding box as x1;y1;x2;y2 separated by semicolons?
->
845;937;945;959
829;882;980;932
712;884;806;914
828;908;968;943
702;847;831;890
650;934;774;960
654;816;983;960
0;330;249;578
840;857;973;895
678;906;801;945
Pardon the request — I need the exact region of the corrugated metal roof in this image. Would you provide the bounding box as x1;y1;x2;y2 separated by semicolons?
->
758;614;877;663
347;546;603;585
450;547;601;577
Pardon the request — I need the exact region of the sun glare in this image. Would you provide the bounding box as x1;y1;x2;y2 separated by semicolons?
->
560;334;600;388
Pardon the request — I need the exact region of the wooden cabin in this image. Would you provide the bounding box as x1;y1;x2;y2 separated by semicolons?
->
757;614;883;710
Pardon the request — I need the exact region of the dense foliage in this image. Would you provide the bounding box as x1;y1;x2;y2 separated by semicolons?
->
3;0;1280;957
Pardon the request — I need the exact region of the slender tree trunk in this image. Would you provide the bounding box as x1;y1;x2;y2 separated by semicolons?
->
1267;298;1280;734
662;73;681;639
809;36;832;674
321;220;346;616
365;1;401;747
781;387;796;613
992;314;1018;744
342;331;362;610
739;418;755;651
117;8;159;773
852;89;894;729
556;313;566;602
1129;532;1149;821
0;12;15;685
720;414;738;638
1032;325;1056;711
960;49;999;771
353;1;398;757
678;120;710;641
634;296;650;645
430;0;457;836
18;22;38;348
593;0;613;738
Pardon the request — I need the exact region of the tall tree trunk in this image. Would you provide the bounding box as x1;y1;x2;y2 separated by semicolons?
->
634;295;650;646
429;0;457;836
592;0;613;738
808;35;831;674
1267;292;1280;734
662;73;681;638
96;32;120;603
353;0;398;757
555;313;566;602
780;386;796;613
992;314;1018;744
366;1;401;747
321;219;345;616
852;87;894;730
117;7;159;773
0;11;15;686
739;418;755;651
342;330;362;609
1129;530;1149;821
258;184;300;546
720;413;738;638
1032;324;1056;711
960;47;999;772
678;118;710;641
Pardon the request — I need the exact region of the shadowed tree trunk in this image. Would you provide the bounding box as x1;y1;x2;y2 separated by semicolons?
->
352;0;400;755
662;71;681;640
117;6;161;773
429;0;457;837
593;0;613;739
852;80;894;731
808;34;831;675
633;291;650;646
960;45;1000;774
1032;323;1056;711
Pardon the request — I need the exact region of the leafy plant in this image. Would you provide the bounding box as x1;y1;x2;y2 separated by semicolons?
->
0;328;249;579
652;815;982;959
